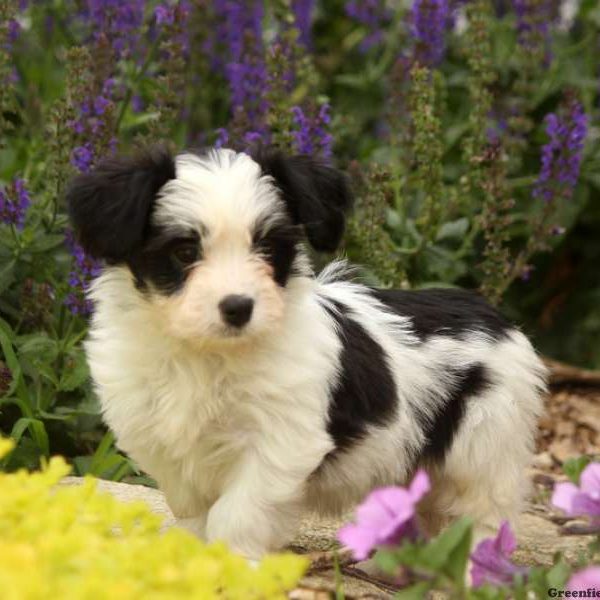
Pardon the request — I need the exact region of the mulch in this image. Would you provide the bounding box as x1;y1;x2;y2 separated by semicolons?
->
536;358;600;470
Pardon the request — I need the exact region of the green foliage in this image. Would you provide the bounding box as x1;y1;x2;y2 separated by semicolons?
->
371;519;582;599
563;456;593;484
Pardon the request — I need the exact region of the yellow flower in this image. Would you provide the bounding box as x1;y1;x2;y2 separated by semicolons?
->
0;436;307;599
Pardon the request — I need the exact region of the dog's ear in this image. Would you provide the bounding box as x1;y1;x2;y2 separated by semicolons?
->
255;151;353;253
66;146;176;263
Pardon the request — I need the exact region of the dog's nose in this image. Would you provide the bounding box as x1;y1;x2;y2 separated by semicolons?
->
219;295;254;328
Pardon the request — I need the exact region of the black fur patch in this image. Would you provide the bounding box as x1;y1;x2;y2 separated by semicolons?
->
253;220;302;287
129;228;200;295
416;364;490;463
370;288;511;341
67;146;175;264
324;301;397;451
253;150;353;253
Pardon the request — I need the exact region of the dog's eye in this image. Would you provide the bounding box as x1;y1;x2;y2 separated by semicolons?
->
172;242;198;266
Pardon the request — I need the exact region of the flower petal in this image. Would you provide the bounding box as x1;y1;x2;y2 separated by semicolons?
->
579;463;600;496
571;493;600;518
337;523;377;561
551;481;579;515
408;469;431;502
568;566;600;592
495;521;517;555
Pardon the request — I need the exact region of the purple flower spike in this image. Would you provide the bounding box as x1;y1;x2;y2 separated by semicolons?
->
512;0;556;66
568;567;600;593
71;144;95;173
345;0;391;52
291;104;334;159
552;463;600;522
0;178;31;229
534;97;587;204
470;521;528;588
411;0;450;66
84;0;145;61
64;230;102;316
214;127;229;149
337;470;430;560
155;5;175;26
292;0;315;47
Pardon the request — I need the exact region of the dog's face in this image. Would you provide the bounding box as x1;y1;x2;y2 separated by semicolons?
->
67;147;352;346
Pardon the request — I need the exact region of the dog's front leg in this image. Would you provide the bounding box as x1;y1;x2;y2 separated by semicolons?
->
205;427;332;560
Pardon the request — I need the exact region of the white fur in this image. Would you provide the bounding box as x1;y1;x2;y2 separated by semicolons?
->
85;150;546;559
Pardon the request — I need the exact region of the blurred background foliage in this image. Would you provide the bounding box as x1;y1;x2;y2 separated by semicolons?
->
0;0;599;478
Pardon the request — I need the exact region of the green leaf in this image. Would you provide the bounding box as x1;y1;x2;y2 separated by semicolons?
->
27;234;66;253
436;218;470;242
58;349;90;391
2;436;41;471
562;456;591;484
10;417;49;457
375;549;404;575
17;333;59;362
0;259;16;294
89;431;115;474
28;419;49;457
10;417;33;444
421;517;473;576
545;559;571;589
444;522;473;586
0;317;31;415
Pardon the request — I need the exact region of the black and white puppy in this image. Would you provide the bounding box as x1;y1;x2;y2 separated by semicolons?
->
67;146;546;559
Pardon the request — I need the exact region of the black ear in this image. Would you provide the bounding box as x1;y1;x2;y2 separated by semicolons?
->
66;146;176;263
255;151;354;252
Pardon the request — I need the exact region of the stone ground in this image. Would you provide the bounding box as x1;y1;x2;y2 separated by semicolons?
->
61;359;600;599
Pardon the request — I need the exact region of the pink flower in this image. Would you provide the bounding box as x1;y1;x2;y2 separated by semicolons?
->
568;566;600;592
470;521;528;588
337;470;430;560
552;463;600;521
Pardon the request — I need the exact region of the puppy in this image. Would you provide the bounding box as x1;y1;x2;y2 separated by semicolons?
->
67;146;546;559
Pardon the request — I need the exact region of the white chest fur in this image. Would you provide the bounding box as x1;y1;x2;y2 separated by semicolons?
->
86;268;340;518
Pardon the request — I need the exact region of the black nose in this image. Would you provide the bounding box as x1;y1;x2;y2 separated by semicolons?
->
219;295;254;328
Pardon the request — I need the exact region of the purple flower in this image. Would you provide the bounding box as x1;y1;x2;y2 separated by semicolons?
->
337;470;430;560
155;5;176;26
292;0;315;47
512;0;556;66
552;463;600;522
212;1;269;145
0;178;31;229
411;0;450;66
470;521;528;588
93;95;110;115
534;97;588;204
64;230;102;316
567;567;600;593
243;131;265;149
83;0;145;60
131;94;145;113
8;19;21;44
71;144;95;173
345;0;391;52
214;0;264;66
214;127;229;149
291;104;334;159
